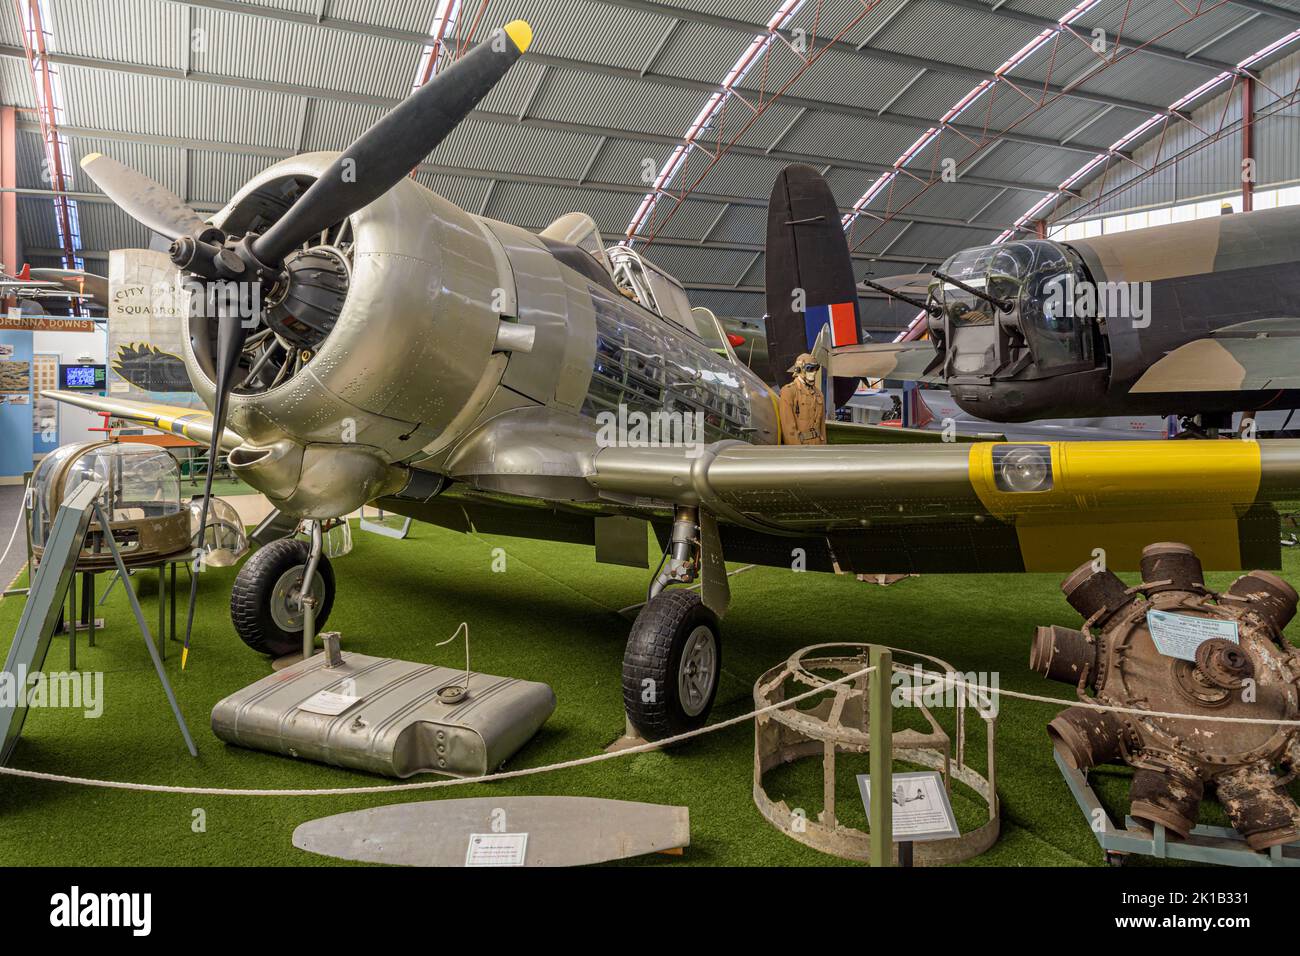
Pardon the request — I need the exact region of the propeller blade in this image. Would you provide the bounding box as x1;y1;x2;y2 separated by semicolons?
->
80;153;212;242
181;313;251;667
252;20;532;265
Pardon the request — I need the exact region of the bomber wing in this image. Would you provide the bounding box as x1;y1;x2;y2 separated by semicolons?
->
44;390;242;452
1132;319;1300;392
824;419;1003;443
588;439;1300;573
829;339;940;383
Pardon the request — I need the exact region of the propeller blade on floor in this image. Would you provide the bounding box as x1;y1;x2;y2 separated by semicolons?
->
251;20;533;265
79;153;213;242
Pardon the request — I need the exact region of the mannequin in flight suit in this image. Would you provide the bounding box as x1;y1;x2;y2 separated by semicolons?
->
778;352;826;445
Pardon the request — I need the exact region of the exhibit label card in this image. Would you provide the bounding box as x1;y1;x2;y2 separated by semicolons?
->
857;771;960;842
1146;609;1239;661
295;690;362;716
465;833;528;867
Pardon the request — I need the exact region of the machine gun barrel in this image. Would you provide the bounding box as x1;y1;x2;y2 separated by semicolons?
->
932;269;1014;314
861;277;940;317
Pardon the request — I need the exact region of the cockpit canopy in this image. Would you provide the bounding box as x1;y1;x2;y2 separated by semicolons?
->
606;243;736;358
538;213;741;362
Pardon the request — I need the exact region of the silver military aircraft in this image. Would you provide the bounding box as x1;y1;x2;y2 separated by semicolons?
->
48;19;1300;739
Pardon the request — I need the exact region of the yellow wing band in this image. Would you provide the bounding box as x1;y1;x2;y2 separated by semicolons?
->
969;440;1263;571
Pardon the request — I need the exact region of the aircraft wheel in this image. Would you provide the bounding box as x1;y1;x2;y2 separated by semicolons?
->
230;537;335;657
622;589;721;741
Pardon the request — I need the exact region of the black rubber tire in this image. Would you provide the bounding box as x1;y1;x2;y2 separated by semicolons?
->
622;589;721;741
230;537;335;657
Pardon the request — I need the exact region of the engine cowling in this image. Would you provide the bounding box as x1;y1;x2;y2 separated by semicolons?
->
182;153;509;517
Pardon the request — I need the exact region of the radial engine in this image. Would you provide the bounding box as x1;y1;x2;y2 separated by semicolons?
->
1030;542;1300;849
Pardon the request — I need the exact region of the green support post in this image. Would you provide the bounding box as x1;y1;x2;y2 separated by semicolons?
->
868;645;893;867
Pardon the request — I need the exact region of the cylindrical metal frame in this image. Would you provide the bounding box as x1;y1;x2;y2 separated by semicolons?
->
753;642;999;865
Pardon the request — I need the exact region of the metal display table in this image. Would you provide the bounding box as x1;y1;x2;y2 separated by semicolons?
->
1055;750;1300;867
59;555;186;669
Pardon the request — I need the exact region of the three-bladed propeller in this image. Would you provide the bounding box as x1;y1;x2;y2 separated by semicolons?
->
78;20;534;665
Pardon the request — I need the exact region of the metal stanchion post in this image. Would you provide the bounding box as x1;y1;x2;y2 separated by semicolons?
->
868;645;893;867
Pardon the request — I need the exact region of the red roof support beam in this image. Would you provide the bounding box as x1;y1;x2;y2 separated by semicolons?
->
0;105;17;280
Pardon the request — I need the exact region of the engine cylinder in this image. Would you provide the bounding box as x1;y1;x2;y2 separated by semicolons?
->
1139;541;1203;594
1130;760;1203;839
1216;764;1300;850
1061;562;1134;627
1030;625;1099;688
1046;706;1127;771
1227;570;1299;634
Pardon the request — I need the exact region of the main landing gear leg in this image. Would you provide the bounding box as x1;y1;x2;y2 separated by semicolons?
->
230;521;335;660
620;507;723;743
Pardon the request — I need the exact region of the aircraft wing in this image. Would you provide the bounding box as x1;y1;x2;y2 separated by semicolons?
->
44;390;242;452
1132;319;1300;392
829;340;940;383
28;268;110;305
825;419;1004;443
588;439;1298;573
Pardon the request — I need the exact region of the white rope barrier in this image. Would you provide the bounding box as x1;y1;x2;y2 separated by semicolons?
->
0;663;877;797
6;643;1300;799
887;659;1300;727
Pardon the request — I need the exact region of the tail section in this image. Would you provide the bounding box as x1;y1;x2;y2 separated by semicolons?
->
765;164;862;408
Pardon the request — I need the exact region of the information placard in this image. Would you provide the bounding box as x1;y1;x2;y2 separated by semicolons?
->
465;833;528;867
1146;609;1239;662
857;771;960;842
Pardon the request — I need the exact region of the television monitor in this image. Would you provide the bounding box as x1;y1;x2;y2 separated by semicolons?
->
58;364;106;390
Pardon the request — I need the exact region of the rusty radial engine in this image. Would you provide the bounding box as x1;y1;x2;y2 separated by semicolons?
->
1031;542;1300;850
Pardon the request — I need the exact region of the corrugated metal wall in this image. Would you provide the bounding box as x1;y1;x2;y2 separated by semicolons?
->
1054;46;1300;221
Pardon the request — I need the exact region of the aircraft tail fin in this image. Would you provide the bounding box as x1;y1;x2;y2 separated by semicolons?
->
764;164;861;408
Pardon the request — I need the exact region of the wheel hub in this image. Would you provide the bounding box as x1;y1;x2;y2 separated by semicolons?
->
678;625;718;718
269;565;326;632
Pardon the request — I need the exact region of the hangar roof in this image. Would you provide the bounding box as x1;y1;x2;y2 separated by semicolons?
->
5;0;1300;334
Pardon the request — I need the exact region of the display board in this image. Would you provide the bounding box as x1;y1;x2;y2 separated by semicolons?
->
31;352;59;453
106;249;202;408
0;330;33;479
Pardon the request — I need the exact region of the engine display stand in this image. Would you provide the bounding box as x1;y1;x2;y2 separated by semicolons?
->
1055;750;1300;867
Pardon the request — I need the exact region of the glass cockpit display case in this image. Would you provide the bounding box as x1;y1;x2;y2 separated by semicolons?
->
30;441;191;570
187;495;250;568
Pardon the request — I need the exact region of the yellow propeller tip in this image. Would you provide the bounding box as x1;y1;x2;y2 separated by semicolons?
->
80;153;103;167
504;19;532;53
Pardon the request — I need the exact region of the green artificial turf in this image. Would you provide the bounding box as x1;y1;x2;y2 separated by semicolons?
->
2;521;1298;867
